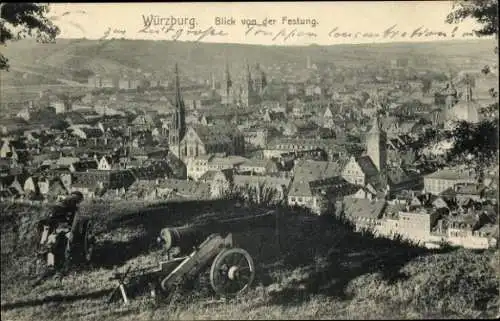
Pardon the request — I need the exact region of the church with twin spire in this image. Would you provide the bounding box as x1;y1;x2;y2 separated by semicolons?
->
219;61;267;108
168;63;245;162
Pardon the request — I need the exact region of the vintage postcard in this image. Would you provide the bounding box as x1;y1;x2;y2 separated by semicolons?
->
0;1;498;320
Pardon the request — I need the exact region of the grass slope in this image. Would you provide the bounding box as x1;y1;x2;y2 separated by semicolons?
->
2;39;496;81
1;200;499;320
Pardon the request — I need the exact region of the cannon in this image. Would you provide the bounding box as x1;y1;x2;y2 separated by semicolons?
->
108;230;255;304
33;192;95;284
159;226;207;256
34;216;95;276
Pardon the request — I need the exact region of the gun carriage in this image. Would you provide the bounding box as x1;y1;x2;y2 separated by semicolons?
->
108;227;256;304
34;192;95;279
35;216;95;269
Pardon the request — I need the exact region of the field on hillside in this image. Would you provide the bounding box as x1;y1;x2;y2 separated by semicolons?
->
2;39;497;81
1;38;497;110
1;200;499;320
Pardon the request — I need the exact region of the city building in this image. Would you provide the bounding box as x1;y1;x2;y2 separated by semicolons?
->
288;176;357;214
168;63;187;159
239;63;261;108
220;63;237;106
446;79;481;127
366;116;387;174
424;166;477;195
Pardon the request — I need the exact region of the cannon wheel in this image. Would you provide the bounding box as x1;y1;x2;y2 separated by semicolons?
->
69;218;95;264
82;220;95;263
209;248;255;296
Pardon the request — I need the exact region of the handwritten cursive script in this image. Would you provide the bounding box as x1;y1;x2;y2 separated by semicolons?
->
138;25;228;42
327;25;471;39
245;26;317;42
100;27;127;40
97;20;478;43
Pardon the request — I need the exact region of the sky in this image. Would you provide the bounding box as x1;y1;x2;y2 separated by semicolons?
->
48;2;486;46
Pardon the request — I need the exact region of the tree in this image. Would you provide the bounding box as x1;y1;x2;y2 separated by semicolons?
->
446;0;499;38
445;0;499;176
446;118;498;175
51;118;70;131
0;3;60;71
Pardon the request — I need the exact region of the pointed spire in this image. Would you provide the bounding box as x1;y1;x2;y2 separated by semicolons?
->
174;63;179;89
369;115;380;134
246;62;252;85
224;61;232;90
464;77;473;102
172;63;185;135
174;63;183;107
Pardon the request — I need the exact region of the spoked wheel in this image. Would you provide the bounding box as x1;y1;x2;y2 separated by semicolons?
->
82;221;95;263
70;218;95;265
84;235;95;263
210;248;255;297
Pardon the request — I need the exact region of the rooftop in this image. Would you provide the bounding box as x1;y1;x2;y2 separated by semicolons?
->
209;155;248;167
157;179;211;199
293;159;347;182
343;198;387;219
425;166;477;181
233;174;291;188
356;156;379;178
190;124;243;146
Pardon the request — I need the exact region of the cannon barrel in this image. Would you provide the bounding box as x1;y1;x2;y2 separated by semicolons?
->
159;211;277;251
160;226;207;251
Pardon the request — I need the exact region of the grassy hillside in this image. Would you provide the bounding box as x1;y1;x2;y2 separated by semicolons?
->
1;200;498;320
1;70;62;88
2;39;496;81
1;38;496;109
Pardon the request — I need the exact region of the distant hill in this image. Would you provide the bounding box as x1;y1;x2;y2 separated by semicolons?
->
1;38;496;86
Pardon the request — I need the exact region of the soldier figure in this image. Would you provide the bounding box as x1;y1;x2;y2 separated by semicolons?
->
37;191;84;279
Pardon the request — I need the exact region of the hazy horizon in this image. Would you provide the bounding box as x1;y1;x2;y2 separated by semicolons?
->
8;36;497;48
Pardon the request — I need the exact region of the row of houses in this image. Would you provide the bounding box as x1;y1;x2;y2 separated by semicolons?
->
342;190;498;249
0;156;174;201
88;76;170;90
1;148;497;250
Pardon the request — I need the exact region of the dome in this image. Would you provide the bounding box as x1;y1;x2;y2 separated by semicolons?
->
449;100;480;123
447;81;481;124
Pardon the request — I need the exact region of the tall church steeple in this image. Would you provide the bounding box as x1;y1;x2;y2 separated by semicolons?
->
464;78;473;102
169;63;186;158
246;62;252;86
366;116;387;174
253;62;267;96
174;63;183;107
221;61;234;105
239;61;255;108
225;61;232;92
